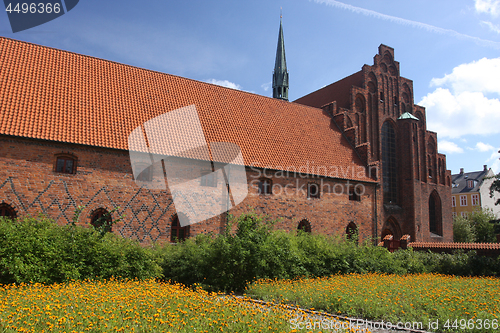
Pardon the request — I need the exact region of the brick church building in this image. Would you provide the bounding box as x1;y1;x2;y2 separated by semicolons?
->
0;22;452;244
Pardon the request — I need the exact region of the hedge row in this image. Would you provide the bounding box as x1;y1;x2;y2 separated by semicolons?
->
0;214;499;291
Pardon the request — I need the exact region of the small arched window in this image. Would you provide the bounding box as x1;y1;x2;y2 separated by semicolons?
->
346;222;358;241
170;215;189;242
90;208;112;233
55;154;77;174
0;203;16;220
297;219;311;233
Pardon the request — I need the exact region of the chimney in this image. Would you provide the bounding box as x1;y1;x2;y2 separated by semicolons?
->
484;165;488;171
460;168;464;174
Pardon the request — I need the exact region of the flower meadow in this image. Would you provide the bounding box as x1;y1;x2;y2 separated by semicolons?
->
0;278;357;333
247;273;500;332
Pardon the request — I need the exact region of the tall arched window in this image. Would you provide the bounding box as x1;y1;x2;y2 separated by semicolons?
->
170;215;189;242
381;121;397;204
90;208;112;233
0;203;16;220
429;191;442;236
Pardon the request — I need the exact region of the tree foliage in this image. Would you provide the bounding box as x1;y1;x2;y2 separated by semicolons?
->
489;172;500;206
453;208;497;243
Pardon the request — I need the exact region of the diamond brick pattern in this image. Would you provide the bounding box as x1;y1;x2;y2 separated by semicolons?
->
0;177;174;243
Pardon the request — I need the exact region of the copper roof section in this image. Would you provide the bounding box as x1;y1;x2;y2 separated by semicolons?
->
0;37;373;182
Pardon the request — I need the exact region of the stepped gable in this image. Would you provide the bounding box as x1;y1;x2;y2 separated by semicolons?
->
0;37;373;182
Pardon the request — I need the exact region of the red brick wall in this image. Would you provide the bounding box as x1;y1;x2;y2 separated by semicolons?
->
0;135;376;243
295;45;453;243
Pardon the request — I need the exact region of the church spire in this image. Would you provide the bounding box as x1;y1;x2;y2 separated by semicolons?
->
273;12;289;101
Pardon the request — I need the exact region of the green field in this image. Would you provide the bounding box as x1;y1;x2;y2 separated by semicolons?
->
247;273;500;332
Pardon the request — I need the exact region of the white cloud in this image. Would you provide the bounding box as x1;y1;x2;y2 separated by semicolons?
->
430;58;500;94
481;21;500;33
420;57;500;138
475;0;500;17
261;82;272;92
314;0;500;49
206;79;242;90
476;142;496;151
438;140;464;154
487;148;500;173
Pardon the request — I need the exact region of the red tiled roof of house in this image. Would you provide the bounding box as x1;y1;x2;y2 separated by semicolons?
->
0;37;374;182
408;242;500;250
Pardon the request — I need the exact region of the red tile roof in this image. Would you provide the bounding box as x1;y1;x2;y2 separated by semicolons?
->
0;37;374;182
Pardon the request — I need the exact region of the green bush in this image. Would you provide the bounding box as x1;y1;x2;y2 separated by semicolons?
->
470;209;497;243
453;208;497;243
453;214;477;243
0;216;161;284
157;213;500;292
1;212;499;291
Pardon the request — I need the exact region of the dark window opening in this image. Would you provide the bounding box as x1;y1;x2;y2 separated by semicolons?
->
90;208;112;233
0;203;16;220
429;192;442;236
307;183;320;199
380;92;385;102
170;215;189;243
55;156;76;174
349;188;361;201
258;178;272;195
381;122;397;204
297;219;311;233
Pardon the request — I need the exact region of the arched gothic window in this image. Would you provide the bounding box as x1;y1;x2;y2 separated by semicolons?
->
429;191;442;236
381;121;397;204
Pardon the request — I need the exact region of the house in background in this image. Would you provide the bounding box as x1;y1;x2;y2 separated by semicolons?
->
451;166;500;218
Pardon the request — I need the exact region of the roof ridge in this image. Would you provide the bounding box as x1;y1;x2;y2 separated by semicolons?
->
0;36;293;103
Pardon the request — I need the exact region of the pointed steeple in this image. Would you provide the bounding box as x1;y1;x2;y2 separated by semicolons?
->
273;13;289;101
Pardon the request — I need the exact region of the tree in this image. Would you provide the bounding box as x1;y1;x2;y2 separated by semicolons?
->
453;208;496;243
470;208;497;243
453;214;476;243
489;172;500;206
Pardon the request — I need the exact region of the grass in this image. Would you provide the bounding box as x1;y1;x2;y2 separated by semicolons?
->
0;278;355;333
246;273;500;332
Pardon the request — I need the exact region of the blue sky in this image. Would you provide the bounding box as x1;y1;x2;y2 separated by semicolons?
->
1;0;500;175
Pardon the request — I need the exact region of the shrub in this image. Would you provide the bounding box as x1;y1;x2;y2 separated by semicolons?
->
453;214;476;243
470;209;497;243
453;208;497;243
0;216;161;284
